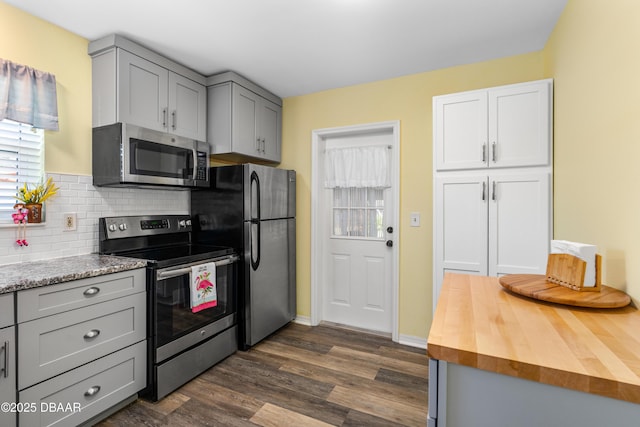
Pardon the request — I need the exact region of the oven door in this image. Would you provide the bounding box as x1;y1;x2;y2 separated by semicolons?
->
153;254;238;363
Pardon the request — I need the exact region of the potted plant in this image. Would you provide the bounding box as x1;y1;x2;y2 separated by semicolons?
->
15;177;59;223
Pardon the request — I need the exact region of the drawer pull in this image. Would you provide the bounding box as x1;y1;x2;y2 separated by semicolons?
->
84;329;100;340
83;287;100;297
84;385;101;397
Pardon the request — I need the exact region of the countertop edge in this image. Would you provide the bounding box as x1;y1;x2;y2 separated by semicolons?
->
0;254;147;294
427;342;640;405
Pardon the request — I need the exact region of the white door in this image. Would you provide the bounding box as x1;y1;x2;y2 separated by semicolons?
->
488;172;550;276
312;124;399;336
324;186;393;332
434;175;489;303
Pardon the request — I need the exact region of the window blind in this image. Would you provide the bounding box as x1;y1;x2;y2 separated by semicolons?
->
0;119;44;222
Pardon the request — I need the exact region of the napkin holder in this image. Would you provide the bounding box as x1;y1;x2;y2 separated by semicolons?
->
546;253;602;292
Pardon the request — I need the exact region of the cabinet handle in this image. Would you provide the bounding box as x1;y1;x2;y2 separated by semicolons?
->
162;108;168;128
172;110;177;130
492;181;497;201
84;385;101;397
1;341;8;378
84;329;100;340
256;137;261;152
83;287;100;297
482;181;486;201
492;142;497;163
482;143;486;163
261;138;266;153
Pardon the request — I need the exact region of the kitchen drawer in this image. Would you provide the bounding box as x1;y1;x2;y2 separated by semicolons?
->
18;293;146;389
0;293;13;328
17;268;145;322
19;340;146;427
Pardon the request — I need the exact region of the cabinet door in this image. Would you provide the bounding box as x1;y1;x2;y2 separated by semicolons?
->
488;173;550;276
488;81;551;168
168;73;206;140
0;326;16;427
232;84;260;157
118;49;169;132
434;175;488;303
434;91;488;170
258;98;282;162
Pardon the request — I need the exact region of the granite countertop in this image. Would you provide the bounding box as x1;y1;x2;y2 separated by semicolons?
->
0;254;147;294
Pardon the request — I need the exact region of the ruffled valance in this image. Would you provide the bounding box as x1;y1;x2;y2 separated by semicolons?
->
324;145;391;188
0;58;59;130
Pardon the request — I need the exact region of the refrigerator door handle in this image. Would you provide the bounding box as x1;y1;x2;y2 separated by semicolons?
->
250;170;261;270
250;220;261;270
250;170;261;221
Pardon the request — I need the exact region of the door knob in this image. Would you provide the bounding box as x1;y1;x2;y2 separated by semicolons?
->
386;226;393;233
386;240;393;247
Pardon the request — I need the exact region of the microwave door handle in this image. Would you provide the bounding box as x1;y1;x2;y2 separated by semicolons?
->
191;147;198;180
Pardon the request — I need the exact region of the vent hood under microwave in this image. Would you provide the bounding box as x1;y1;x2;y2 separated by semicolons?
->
92;123;210;189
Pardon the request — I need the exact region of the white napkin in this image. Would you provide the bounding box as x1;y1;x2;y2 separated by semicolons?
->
550;240;597;287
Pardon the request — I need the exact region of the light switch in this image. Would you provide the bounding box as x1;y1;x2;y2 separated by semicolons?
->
410;212;420;227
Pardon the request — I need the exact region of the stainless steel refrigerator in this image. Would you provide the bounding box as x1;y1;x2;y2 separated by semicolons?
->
191;164;296;349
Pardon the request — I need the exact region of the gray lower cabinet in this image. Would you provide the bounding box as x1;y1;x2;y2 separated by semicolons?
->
18;292;146;389
19;341;146;427
0;324;16;427
17;268;147;427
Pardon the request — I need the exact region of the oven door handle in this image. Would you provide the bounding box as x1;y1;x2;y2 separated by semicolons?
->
156;255;239;281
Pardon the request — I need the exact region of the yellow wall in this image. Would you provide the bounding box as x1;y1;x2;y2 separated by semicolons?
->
545;0;640;304
0;2;91;175
281;53;546;338
8;0;639;340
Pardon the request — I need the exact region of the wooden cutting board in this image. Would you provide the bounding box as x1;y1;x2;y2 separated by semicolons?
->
498;274;631;308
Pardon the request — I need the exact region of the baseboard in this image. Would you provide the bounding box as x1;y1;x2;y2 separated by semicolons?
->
293;315;311;326
399;334;427;350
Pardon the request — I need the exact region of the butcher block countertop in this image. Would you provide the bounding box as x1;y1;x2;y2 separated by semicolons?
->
427;273;640;405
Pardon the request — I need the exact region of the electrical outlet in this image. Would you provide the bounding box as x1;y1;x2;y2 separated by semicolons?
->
64;213;77;231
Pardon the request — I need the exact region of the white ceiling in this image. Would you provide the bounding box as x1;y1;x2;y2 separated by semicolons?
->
5;0;567;98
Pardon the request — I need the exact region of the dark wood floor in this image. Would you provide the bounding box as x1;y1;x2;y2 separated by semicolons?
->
97;323;429;426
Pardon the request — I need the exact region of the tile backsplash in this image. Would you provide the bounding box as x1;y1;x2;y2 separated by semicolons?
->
0;173;189;265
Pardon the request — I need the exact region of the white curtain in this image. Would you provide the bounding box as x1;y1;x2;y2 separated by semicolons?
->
0;58;59;130
324;145;391;188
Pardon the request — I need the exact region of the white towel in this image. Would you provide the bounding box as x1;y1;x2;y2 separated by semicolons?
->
191;262;217;313
550;240;597;287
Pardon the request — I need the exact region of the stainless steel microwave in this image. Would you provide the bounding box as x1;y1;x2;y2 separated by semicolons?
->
92;123;210;188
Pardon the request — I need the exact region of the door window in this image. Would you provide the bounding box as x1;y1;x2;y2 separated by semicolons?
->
332;187;384;239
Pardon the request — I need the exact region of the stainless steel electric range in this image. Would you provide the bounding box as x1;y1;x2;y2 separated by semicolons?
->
99;215;238;401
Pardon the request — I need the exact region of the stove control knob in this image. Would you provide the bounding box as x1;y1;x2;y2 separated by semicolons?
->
179;220;186;228
108;224;117;232
186;219;192;226
119;223;128;231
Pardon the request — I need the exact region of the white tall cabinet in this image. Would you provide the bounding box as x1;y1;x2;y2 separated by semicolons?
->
433;79;553;307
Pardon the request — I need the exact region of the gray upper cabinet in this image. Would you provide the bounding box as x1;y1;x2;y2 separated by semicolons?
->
208;72;282;163
90;35;207;141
